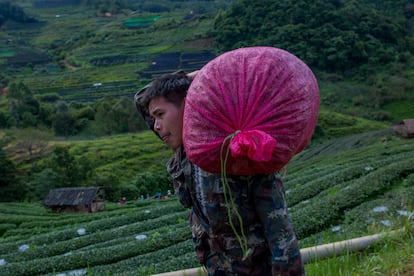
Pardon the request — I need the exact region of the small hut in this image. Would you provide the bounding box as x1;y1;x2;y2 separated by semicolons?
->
43;187;105;213
392;119;414;138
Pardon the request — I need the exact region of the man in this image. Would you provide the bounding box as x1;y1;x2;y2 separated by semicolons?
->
135;71;305;275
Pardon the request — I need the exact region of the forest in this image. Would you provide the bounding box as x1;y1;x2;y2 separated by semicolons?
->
214;0;414;72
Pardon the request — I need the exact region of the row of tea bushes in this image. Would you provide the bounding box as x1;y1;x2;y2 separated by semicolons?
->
2;211;189;262
0;200;183;243
85;240;197;276
0;217;190;275
284;130;414;239
286;151;414;206
290;158;414;238
300;184;414;248
0;129;413;275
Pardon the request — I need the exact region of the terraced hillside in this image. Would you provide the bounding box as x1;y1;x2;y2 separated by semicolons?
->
0;0;223;102
0;128;413;275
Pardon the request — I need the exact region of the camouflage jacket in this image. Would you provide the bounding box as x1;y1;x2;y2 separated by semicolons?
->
167;147;305;276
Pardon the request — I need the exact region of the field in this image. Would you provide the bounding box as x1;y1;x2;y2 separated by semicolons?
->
0;0;222;103
1;1;414;275
0;128;413;275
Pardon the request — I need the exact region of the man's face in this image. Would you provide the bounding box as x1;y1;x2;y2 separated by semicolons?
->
148;96;185;151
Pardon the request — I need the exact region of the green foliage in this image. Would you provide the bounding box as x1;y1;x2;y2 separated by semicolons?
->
313;109;388;140
0;111;12;128
0;148;25;202
36;93;61;103
2;126;176;208
53;102;77;136
0;223;16;237
139;3;170;13
1;83;149;135
0;204;186;254
0;130;413;274
84;0;129;14
92;97;146;135
127;171;172;197
65;131;171;182
291;158;414;238
6;82;41;128
213;0;413;72
383;100;414;121
0;1;413;273
0;201;191;275
0;1;38;25
28;168;60;201
44;146;95;188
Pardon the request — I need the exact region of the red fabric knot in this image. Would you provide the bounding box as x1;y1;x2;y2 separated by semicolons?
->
183;46;320;175
230;130;277;162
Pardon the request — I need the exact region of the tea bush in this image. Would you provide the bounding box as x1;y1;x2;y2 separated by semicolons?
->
0;130;413;275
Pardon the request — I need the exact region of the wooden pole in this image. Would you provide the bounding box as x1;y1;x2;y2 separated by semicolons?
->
152;230;401;276
301;230;400;264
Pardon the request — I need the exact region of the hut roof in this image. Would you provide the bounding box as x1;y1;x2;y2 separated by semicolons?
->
392;119;414;138
43;187;104;206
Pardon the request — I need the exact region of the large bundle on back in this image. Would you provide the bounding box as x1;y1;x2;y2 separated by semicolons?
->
183;47;320;175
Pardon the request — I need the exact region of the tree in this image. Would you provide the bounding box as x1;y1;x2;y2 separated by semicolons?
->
48;146;94;187
0;148;25;202
84;0;129;14
93;99;114;135
29;168;60;201
0;1;38;26
93;97;147;135
13;128;52;165
50;147;79;187
128;171;171;198
53;102;76;136
0;149;16;189
0;111;12;128
213;0;413;72
7;82;40;128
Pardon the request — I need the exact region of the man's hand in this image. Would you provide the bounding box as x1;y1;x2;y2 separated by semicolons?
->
187;70;199;79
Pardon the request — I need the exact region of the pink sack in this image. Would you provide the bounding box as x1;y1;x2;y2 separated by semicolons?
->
183;47;320;175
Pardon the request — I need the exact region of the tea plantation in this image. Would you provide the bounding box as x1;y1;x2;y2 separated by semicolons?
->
0;128;413;275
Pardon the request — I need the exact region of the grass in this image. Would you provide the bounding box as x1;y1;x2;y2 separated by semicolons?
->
1;1;414;274
0;203;412;275
382;100;414;122
2;0;413;128
64;131;172;181
1;0;222;102
317;108;389;138
305;222;414;275
1;128;413;275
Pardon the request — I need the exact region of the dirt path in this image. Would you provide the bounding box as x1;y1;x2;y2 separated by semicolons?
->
63;59;78;70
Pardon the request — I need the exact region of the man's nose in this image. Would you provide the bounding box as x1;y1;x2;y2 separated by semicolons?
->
154;119;161;131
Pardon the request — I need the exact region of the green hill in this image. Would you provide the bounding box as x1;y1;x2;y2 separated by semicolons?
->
0;0;412;204
0;0;413;123
0;1;414;273
0;128;413;275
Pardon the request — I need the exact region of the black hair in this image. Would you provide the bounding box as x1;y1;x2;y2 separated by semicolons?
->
134;70;191;131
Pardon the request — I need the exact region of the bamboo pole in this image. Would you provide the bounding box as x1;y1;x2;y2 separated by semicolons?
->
152;267;208;276
152;230;401;276
301;230;400;264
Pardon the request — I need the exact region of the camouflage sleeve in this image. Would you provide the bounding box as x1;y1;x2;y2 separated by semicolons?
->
253;174;306;275
166;150;193;208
